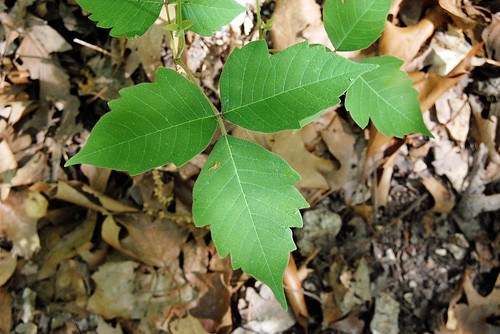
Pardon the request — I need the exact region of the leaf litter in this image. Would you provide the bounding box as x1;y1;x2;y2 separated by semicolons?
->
0;0;499;333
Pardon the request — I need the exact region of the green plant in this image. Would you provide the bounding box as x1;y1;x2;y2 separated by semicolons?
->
66;0;430;308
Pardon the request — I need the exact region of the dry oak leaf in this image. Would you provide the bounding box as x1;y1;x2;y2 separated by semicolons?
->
0;190;47;258
170;314;210;334
0;287;13;334
422;175;456;213
438;271;500;334
102;214;188;267
233;126;335;190
0;249;16;286
271;129;335;190
321;116;357;191
125;22;168;81
380;6;446;64
483;13;500;61
271;0;333;50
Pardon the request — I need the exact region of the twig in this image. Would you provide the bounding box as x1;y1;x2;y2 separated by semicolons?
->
73;38;114;57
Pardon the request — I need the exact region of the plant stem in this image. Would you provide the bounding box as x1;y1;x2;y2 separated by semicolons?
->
175;0;186;58
255;0;263;39
164;1;178;57
173;58;227;135
169;0;227;135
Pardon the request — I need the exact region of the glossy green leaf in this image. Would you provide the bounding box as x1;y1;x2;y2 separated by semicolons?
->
345;56;432;137
192;135;309;308
65;68;217;175
181;0;246;36
220;40;376;132
76;0;163;38
324;0;391;51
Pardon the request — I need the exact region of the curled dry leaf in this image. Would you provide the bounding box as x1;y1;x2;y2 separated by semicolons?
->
169;314;210;334
233;126;335;190
0;190;47;258
470;96;500;166
434;91;471;145
0;287;13;334
380;6;447;64
432;138;469;192
376;150;399;207
35;181;138;214
410;41;482;112
271;129;335;190
321;116;357;192
437;271;500;334
11;152;50;187
422;175;456;213
0;249;16;286
483;13;500;61
0;140;17;200
271;0;333;50
125;23;168;81
438;0;478;30
102;214;188;267
284;256;309;327
37;213;96;280
80;165;111;193
188;272;232;332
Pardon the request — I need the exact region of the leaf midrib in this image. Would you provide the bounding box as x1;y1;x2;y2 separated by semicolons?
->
336;1;380;49
222;72;356;117
358;75;420;128
223;136;277;289
73;115;215;159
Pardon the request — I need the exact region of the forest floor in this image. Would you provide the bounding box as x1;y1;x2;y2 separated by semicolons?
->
0;0;499;333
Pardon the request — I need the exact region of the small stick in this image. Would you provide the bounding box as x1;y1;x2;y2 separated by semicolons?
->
73;38;114;57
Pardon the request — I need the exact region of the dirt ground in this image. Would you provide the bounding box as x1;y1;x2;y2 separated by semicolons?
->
0;0;499;333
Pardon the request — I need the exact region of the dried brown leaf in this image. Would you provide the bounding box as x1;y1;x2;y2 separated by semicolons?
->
438;271;500;334
103;214;188;267
380;6;446;64
170;314;210;334
321;116;357;191
0;249;16;286
422;175;456;213
271;129;335;190
125;23;167;81
0;190;47;258
284;256;309;327
271;0;333;50
37;214;96;279
483;13;500;61
37;181;138;214
0;287;13;333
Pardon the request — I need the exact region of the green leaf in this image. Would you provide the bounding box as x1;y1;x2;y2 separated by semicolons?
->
220;40;376;133
345;56;432;137
76;0;163;38
192;135;309;308
65;68;217;175
181;0;246;37
323;0;391;51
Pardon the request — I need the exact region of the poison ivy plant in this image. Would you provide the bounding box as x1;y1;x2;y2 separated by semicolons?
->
324;0;392;51
220;40;376;132
181;0;246;36
193;135;309;307
66;68;217;175
68;0;432;309
345;56;432;138
76;0;163;38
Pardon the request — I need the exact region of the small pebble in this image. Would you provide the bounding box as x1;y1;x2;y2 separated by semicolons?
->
435;248;447;256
